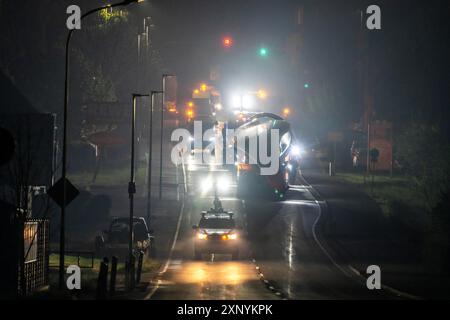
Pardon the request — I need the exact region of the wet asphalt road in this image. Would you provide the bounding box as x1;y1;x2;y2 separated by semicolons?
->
147;163;395;300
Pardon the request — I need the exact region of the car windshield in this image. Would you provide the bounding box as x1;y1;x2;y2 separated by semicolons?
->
111;222;128;233
199;218;235;229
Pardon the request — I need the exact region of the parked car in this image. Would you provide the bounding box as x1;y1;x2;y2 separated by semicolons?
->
94;217;154;259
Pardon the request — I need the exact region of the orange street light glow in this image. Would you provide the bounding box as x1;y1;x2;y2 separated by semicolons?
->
187;101;194;107
257;89;268;99
200;83;207;92
283;107;291;116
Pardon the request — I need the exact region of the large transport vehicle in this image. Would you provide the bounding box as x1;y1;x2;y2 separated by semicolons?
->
232;112;299;199
191;86;221;123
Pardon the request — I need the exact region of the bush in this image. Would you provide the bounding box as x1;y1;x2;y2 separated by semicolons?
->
396;123;450;210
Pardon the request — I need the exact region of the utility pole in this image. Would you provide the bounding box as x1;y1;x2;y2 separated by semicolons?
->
59;0;142;291
129;93;149;288
147;91;163;225
357;7;373;178
159;74;175;199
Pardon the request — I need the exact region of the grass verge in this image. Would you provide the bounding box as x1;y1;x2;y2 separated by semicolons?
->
336;173;428;217
38;254;161;299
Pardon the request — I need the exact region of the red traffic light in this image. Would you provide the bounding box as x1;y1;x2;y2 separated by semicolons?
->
222;36;233;48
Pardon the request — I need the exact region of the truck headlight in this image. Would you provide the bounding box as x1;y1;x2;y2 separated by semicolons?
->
201;178;213;193
197;233;208;240
227;233;238;240
217;176;231;192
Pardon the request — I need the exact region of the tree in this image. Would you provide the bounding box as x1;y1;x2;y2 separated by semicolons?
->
396;123;450;211
0;115;57;295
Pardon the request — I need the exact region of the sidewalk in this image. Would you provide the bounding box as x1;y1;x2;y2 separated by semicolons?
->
301;169;450;299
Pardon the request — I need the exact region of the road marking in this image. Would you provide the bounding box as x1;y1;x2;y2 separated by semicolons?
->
300;175;422;300
347;265;421;300
290;180;351;276
311;198;352;277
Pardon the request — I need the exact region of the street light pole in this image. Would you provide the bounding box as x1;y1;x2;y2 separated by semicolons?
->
129;93;149;289
147;91;163;225
159;74;175;200
59;0;142;290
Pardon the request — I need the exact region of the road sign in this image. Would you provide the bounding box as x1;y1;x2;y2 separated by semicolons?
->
48;177;79;208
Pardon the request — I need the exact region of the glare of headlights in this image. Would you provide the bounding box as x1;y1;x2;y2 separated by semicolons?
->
197;233;208;240
291;145;303;156
242;94;254;109
217;176;230;192
188;136;194;142
231;95;241;108
228;233;238;240
221;233;237;240
201;177;213;193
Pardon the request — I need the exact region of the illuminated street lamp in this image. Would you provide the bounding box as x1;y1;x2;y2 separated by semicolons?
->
159;74;175;200
186;109;194;118
129;93;149;290
60;0;143;290
200;83;208;92
283;107;291;117
257;89;268;99
147;90;163;226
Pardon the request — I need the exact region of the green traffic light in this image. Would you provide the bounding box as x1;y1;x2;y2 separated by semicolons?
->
259;47;268;57
304;83;309;88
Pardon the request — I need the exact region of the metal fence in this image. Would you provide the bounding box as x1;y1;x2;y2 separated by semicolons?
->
19;219;49;295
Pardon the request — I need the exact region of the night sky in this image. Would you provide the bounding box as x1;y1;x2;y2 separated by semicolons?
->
1;0;449;138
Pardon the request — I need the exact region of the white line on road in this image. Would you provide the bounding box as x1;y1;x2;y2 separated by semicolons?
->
298;177;422;300
288;184;352;277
